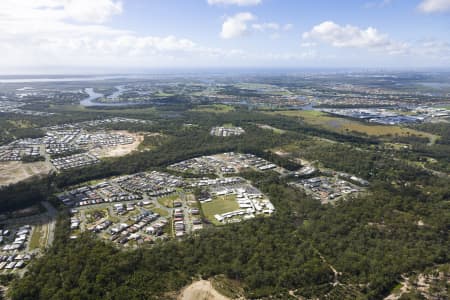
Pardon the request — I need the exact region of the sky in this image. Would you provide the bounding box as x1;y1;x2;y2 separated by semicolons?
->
0;0;450;73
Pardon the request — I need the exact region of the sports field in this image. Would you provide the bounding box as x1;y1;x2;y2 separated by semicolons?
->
201;195;239;225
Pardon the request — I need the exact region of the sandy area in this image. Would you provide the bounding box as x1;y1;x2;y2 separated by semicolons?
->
178;280;230;300
0;161;52;187
91;131;144;158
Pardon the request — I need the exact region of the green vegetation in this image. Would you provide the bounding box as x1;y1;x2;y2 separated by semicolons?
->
138;133;168;151
201;195;239;225
190;104;235;113
256;123;286;134
0;96;449;299
0;116;46;145
28;225;44;251
7;120;36;128
157;194;179;208
84;209;107;224
269;110;438;142
9;166;450;299
211;275;244;298
151;207;169;217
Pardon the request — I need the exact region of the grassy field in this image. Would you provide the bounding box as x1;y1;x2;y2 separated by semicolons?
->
29;223;50;251
270;110;439;141
190;104;234;113
201;195;239;225
235;83;292;96
138;133;168;151
151;207;169;217
157;194;179;208
7;120;36;128
256;123;286;134
235;83;276;89
28;225;44;250
107;214;120;223
185;194;199;208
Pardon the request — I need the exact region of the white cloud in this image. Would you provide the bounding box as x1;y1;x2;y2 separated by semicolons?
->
252;22;280;31
301;20;450;64
223;17;292;39
302;21;408;54
220;12;255;39
0;1;448;70
250;22;292;37
207;0;261;6
300;42;317;48
64;0;123;23
303;21;387;48
418;0;450;13
0;0;250;69
269;33;280;39
415;39;450;60
283;24;294;31
0;0;123;24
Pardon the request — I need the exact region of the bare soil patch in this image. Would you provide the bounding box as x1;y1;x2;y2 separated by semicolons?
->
0;161;51;187
91;131;144;158
178;280;231;300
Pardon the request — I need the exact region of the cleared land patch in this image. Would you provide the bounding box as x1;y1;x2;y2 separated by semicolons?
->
151;207;169;217
7;120;36;128
178;280;230;300
269;110;439;141
255;123;286;134
90;131;144;158
138;133;168;151
28;223;49;251
0;161;51;187
157;194;180;208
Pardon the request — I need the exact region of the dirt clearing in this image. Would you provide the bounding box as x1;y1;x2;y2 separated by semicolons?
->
178;280;230;300
0;161;51;187
91;131;144;158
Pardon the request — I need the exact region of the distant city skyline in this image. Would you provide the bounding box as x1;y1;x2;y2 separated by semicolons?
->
1;0;450;73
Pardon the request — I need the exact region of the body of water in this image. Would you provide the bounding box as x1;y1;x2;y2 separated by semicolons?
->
107;85;126;100
80;88;134;107
419;82;450;89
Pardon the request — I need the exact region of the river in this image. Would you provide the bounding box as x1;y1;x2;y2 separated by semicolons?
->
107;85;126;100
80;87;137;107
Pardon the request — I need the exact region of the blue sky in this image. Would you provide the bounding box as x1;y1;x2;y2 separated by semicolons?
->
0;0;449;73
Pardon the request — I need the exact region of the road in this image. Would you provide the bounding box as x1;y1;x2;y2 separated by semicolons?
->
41;201;57;248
